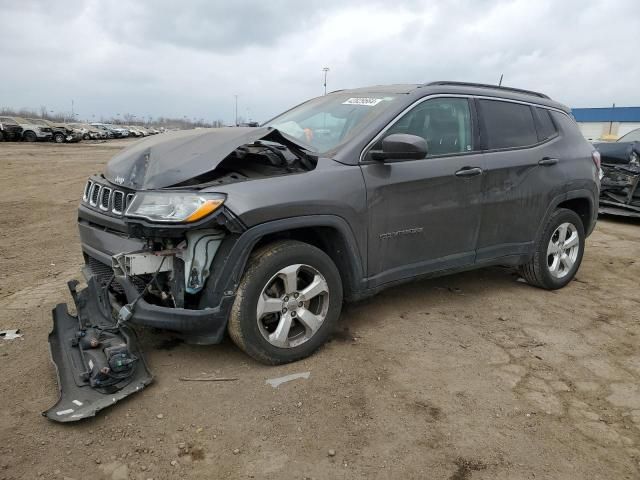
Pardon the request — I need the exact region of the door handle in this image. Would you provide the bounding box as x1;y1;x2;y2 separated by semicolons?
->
455;167;483;177
538;157;559;166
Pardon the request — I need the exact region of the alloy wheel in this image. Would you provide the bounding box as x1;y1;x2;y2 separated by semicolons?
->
546;222;580;279
256;264;329;348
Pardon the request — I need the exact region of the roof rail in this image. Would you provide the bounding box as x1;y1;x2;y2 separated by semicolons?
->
424;81;550;99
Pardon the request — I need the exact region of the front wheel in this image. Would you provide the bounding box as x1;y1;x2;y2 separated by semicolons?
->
23;131;37;142
228;240;343;365
519;208;585;289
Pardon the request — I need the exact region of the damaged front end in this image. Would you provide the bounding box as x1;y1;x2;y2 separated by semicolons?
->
599;162;640;217
45;127;317;421
596;140;640;217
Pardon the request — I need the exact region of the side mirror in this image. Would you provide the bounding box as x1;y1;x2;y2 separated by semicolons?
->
371;133;428;162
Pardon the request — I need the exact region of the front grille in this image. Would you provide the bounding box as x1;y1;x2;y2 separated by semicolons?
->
81;178;132;217
83;180;93;202
112;190;124;214
100;187;112;211
89;183;101;206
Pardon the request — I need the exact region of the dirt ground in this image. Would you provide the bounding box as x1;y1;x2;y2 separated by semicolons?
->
1;140;639;480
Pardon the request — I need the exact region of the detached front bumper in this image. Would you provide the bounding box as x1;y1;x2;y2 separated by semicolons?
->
44;278;153;422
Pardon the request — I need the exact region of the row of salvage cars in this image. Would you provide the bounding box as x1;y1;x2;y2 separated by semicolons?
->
594;128;640;218
0;116;163;143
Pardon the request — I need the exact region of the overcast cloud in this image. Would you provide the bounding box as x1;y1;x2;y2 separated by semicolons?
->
0;0;637;124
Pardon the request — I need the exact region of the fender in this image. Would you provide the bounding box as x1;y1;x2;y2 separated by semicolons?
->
535;187;598;242
199;215;367;308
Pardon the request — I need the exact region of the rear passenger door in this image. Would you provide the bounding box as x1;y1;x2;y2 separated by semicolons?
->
475;99;565;261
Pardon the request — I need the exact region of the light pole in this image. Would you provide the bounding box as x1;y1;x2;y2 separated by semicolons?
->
234;95;238;126
322;67;330;95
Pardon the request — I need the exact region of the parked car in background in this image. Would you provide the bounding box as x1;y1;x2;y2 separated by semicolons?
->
3;116;53;141
91;123;129;138
27;118;83;143
110;125;130;138
69;123;104;140
0;116;24;141
90;124;115;139
594;128;640;217
125;126;141;137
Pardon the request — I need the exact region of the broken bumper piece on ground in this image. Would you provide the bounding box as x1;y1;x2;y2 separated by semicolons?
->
43;278;152;423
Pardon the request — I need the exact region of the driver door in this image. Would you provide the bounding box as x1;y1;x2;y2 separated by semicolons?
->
360;97;484;287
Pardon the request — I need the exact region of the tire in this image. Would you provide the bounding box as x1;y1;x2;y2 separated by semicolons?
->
83;133;90;140
23;131;37;142
519;208;585;289
53;133;65;144
228;240;343;365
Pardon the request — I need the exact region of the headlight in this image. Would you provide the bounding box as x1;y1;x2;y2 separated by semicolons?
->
125;192;225;223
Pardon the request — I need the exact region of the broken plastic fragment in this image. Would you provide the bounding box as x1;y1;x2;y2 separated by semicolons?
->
0;329;22;340
266;371;311;388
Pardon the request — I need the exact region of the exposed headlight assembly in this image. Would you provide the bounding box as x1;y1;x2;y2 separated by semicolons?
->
125;192;225;223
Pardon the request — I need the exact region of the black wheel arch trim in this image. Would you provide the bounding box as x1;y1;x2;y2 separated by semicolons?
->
536;188;598;241
199;214;366;309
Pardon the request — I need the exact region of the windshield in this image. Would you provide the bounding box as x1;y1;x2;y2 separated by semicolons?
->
266;93;402;154
28;119;49;126
618;128;640;142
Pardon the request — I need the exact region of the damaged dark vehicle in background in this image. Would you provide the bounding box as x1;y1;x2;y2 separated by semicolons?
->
595;128;640;217
46;82;600;421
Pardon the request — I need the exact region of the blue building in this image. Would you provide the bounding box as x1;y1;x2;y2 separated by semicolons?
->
571;106;640;141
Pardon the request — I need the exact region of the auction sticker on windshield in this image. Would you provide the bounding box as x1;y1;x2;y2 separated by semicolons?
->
342;97;383;106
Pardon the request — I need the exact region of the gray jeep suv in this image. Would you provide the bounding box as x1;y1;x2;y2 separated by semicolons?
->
46;82;600;421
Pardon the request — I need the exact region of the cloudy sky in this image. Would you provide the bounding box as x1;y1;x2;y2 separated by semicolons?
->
1;0;637;124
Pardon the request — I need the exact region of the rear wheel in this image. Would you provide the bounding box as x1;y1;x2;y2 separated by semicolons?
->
519;208;585;289
23;131;37;142
228;240;343;365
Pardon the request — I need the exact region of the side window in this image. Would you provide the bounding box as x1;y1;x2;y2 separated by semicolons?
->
385;98;473;156
534;107;558;142
479;100;538;149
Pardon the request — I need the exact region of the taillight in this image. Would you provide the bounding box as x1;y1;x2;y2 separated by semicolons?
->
591;150;601;170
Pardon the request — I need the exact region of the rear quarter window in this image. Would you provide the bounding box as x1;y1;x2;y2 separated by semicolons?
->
479;99;538;150
534;107;558;142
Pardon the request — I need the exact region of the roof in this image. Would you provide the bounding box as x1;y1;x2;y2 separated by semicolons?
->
330;82;568;112
330;84;420;95
572;107;640;122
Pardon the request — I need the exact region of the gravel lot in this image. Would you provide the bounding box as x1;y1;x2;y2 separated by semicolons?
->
1;140;639;480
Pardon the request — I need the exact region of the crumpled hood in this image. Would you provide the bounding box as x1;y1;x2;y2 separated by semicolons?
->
104;127;309;190
594;141;640;165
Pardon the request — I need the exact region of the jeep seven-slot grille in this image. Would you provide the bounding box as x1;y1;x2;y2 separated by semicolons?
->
99;187;111;210
83;180;93;202
82;179;134;216
112;190;124;214
89;183;101;206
